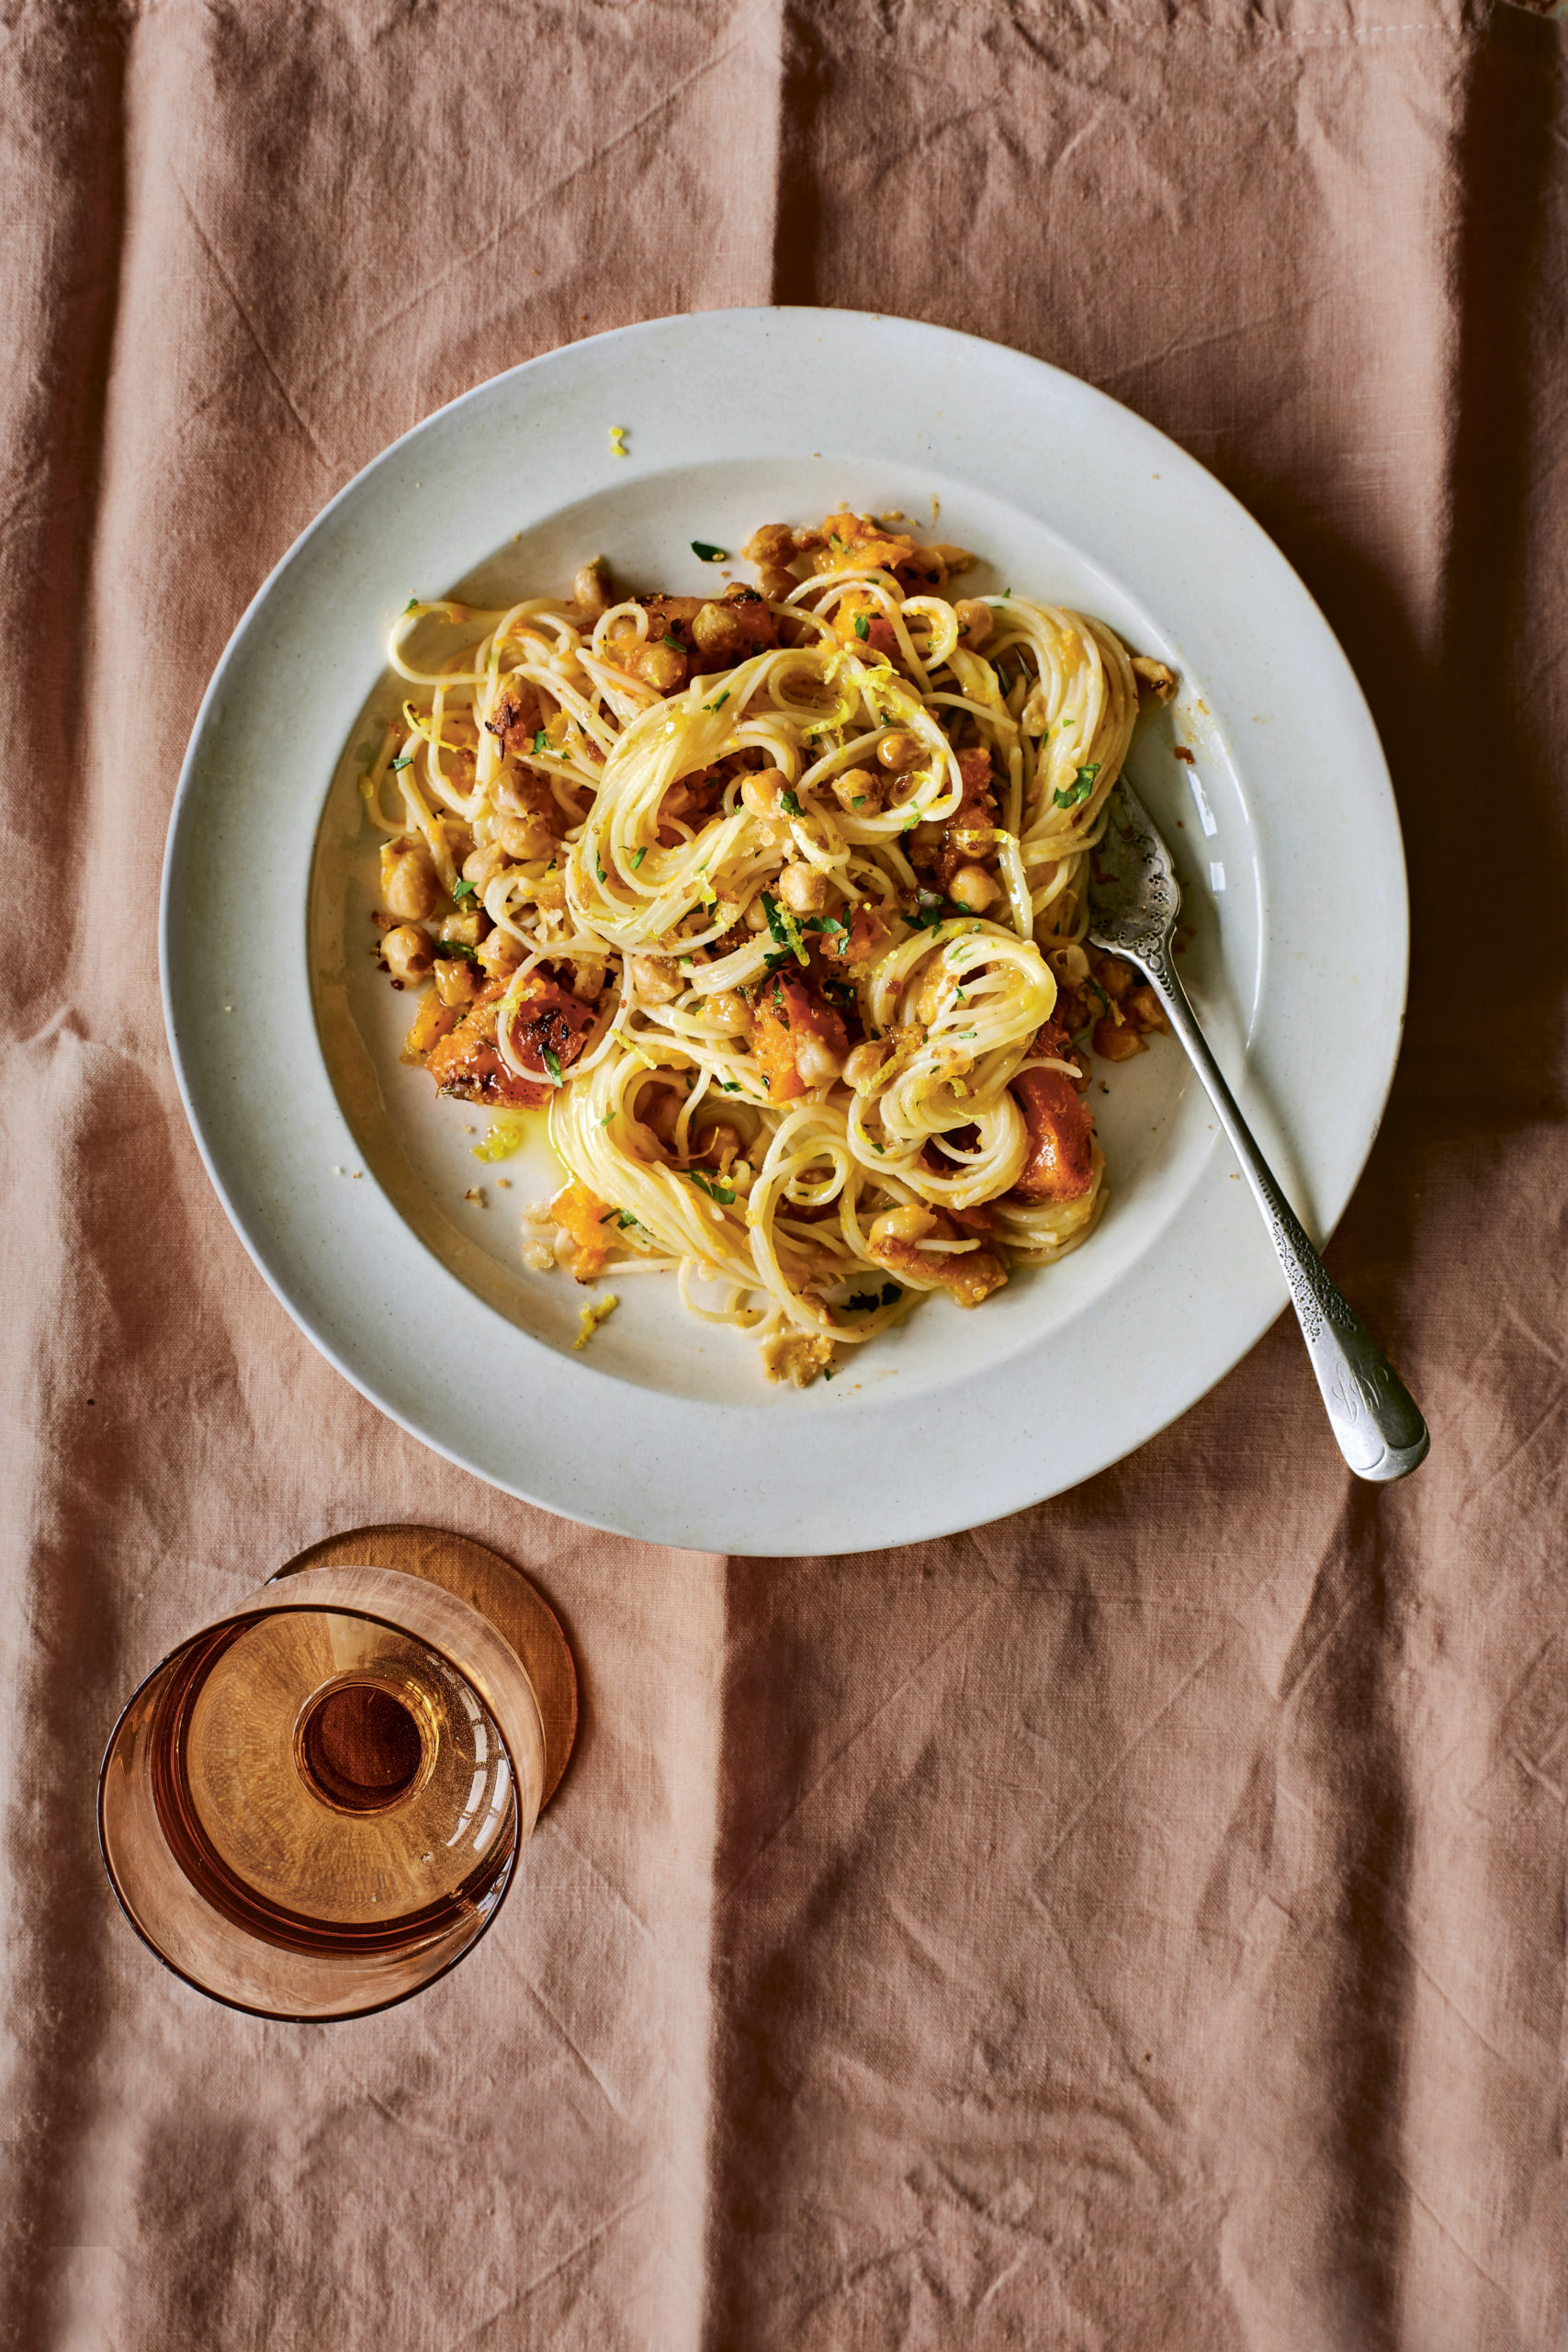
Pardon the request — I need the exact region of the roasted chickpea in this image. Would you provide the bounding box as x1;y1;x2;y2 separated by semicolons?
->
831;765;882;815
380;837;440;922
740;770;782;818
705;989;754;1035
953;598;993;650
779;862;827;915
696;1121;742;1171
870;1204;937;1246
795;1035;845;1089
462;842;513;894
477;928;524;981
1093;1015;1147;1063
948;864;999;914
692;602;746;659
876;730;922;771
437;909;485;948
382;923;434;981
756;564;798;603
493;811;555;861
573;558;611;620
741;523;797;568
631;953;682;1004
843;1040;886;1089
632;642;686;692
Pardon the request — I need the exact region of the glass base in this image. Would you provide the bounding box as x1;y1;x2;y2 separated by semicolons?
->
273;1526;577;1803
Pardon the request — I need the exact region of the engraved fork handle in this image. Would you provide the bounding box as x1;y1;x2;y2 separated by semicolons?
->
1129;943;1429;1482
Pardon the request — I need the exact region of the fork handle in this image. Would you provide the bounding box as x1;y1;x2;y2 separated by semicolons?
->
1129;946;1428;1482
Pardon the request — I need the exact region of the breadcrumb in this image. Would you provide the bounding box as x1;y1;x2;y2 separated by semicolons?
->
761;1331;837;1388
523;1241;555;1272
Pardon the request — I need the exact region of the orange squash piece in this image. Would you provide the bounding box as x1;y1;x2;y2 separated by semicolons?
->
750;975;849;1102
1010;1067;1095;1203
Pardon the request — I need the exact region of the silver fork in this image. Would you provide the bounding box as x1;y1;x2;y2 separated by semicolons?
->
1086;778;1429;1482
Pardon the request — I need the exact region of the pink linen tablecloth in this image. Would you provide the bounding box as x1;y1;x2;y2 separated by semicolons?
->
3;3;1565;2345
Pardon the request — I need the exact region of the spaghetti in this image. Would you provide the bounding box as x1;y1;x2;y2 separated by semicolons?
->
363;512;1175;1383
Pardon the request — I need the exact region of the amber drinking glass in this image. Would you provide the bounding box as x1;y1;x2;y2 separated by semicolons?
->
99;1555;562;2019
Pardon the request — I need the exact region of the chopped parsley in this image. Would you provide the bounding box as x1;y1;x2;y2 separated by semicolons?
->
852;613;870;641
434;938;479;963
532;729;549;755
540;1045;564;1086
779;789;803;818
803;914;846;936
760;890;808;967
596;859;607;883
390;752;413;772
691;540;728;561
450;876;475;900
661;632;684;650
629;846;647;869
852;794;866;808
687;1169;736;1205
716;1078;742;1091
1054;763;1100;811
704;691;730;712
403;596;420;614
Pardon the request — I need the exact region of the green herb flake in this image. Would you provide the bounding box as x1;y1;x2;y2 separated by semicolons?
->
540;1045;564;1086
403;596;420;614
716;1078;742;1092
1055;762;1101;811
596;860;607;884
435;939;479;964
629;846;647;870
661;632;684;650
852;613;871;641
761;890;808;967
705;691;730;712
450;876;475;901
779;789;803;818
852;794;866;808
688;1169;736;1205
691;540;728;561
390;752;413;772
532;729;549;755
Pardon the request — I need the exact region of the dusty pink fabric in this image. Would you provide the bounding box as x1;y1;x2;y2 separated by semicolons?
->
2;3;1565;2346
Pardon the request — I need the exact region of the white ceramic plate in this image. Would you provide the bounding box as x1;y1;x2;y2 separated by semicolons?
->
164;309;1406;1555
